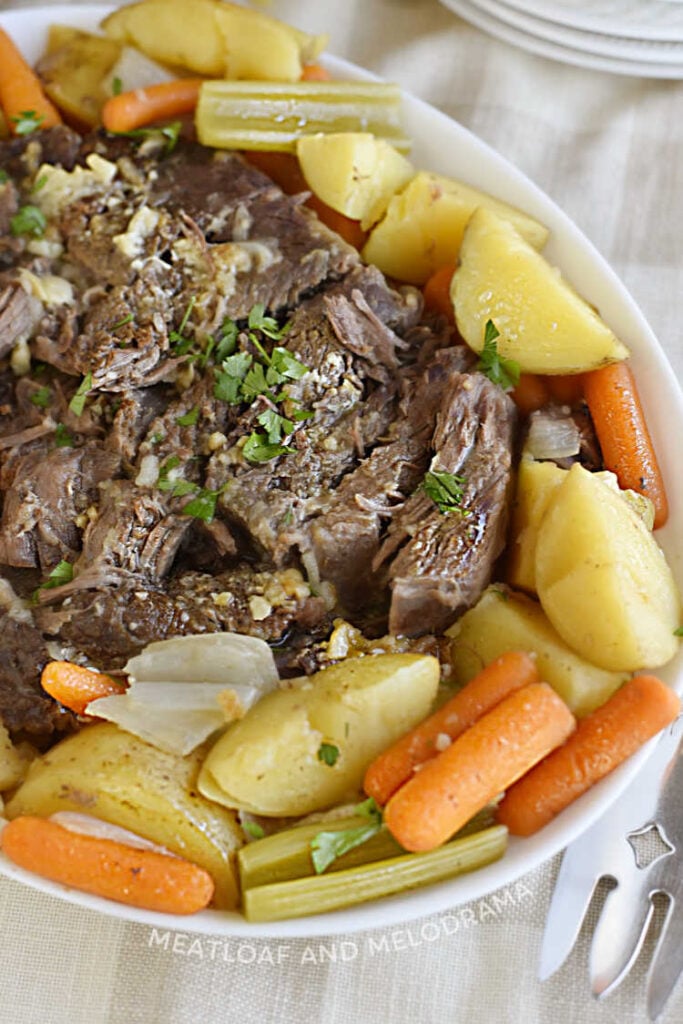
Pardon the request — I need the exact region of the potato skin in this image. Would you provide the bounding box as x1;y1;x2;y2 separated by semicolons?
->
535;464;680;671
4;723;243;909
199;654;440;817
447;585;628;717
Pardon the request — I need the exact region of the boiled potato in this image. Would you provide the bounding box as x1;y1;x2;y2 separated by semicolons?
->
535;463;680;671
361;171;548;285
447;585;628;716
102;0;325;81
506;457;567;594
36;26;122;126
297;133;414;228
5;723;243;908
199;654;440;817
0;724;35;791
451;208;630;373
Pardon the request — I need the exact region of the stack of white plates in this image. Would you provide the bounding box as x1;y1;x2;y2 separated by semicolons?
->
439;0;683;76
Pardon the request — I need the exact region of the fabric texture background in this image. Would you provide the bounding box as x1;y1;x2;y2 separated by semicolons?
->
0;2;682;1022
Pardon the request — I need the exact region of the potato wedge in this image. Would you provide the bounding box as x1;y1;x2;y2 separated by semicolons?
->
199;654;440;817
447;585;628;716
297;133;413;229
535;463;680;671
102;0;225;76
36;26;121;126
506;457;567;594
361;171;548;285
4;723;243;908
451;208;630;373
102;0;325;81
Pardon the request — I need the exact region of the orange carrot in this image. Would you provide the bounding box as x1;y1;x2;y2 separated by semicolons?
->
384;682;575;852
511;373;551;417
0;27;62;134
301;64;332;81
422;264;456;323
41;661;125;716
545;373;584;406
364;651;540;806
101;79;204;133
1;816;214;914
306;195;367;248
497;675;681;836
583;360;668;528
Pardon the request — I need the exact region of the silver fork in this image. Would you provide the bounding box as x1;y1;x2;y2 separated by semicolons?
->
539;714;683;1021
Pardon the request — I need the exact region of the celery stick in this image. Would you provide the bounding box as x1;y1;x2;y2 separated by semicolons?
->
238;805;497;890
242;824;508;922
195;80;410;153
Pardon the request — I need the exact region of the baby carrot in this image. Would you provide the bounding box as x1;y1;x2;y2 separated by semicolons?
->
1;816;214;914
511;373;551;417
583;360;668;528
497;674;681;836
101;79;204;133
384;682;575;852
422;264;457;323
545;373;584;406
41;661;125;716
0;27;62;133
301;64;332;81
364;650;540;805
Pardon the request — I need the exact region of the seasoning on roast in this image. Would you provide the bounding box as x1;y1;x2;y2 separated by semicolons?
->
0;129;521;740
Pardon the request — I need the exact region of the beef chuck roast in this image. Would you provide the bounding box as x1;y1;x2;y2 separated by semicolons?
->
0;129;520;740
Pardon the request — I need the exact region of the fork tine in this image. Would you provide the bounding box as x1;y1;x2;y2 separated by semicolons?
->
589;871;656;998
647;889;683;1021
538;844;600;980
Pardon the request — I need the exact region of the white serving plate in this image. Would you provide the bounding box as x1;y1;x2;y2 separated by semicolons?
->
1;4;682;939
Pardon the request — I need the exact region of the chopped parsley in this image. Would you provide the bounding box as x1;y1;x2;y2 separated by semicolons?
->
112;313;134;331
256;408;294;445
0;170;10;184
180;486;224;523
68;373;93;416
214;318;238;362
176;406;200;427
214;351;253;404
242;432;288;464
242;820;265;840
156;455;182;492
54;423;74;448
422;470;467;514
169;297;197;355
11;110;44;136
674;627;683;637
113;120;181;156
310;798;383;874
33;559;73;601
317;742;340;767
31;173;48;193
112;76;123;97
150;432;165;445
29;386;51;409
10;204;46;238
248;303;291;342
477;320;520;391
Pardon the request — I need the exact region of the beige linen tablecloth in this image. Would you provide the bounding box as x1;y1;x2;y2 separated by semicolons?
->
1;2;682;1022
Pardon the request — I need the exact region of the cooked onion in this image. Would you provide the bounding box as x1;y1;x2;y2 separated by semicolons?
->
526;410;581;460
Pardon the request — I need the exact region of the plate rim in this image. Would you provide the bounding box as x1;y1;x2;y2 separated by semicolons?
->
0;2;682;939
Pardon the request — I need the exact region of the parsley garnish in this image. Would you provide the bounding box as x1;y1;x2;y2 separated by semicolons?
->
54;424;74;448
422;470;467;514
242;820;265;840
176;406;199;427
156;455;182;492
113;120;181;156
242;432;288;464
31;173;48;193
214;318;238;362
29;386;51;409
68;373;93;416
674;627;683;637
150;432;165;444
169;297;196;354
477;320;520;391
11;110;44;136
33;559;73;600
10;204;46;238
180;486;224;523
248;303;290;342
112;313;134;331
310;798;383;874
0;170;9;184
112;76;123;96
214;351;253;403
256;408;294;445
317;742;340;767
